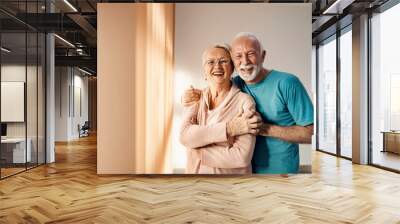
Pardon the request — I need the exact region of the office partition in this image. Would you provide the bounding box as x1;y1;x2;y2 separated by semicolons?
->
0;1;47;179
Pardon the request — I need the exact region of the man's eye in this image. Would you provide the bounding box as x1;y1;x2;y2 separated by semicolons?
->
207;61;214;65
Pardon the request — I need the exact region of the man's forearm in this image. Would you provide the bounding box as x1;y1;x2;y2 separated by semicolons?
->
259;123;313;144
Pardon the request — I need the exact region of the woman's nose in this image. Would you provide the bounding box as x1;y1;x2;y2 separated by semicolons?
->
213;61;223;68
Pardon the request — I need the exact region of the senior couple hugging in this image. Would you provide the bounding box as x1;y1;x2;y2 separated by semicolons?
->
179;32;314;175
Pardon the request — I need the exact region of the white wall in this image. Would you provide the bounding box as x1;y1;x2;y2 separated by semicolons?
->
55;67;89;141
173;3;312;170
71;73;89;138
55;67;69;141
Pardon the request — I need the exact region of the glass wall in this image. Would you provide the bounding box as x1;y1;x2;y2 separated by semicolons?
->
0;2;46;179
317;35;337;154
27;31;38;169
339;27;352;158
0;31;28;177
38;32;45;165
371;2;400;171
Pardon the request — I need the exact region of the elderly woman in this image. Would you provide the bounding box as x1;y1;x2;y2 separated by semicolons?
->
180;44;256;174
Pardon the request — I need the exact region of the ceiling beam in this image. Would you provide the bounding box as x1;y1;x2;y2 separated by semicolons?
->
67;13;97;39
55;55;96;70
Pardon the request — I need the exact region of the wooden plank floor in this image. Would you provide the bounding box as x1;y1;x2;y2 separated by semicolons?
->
1;167;26;178
0;134;400;224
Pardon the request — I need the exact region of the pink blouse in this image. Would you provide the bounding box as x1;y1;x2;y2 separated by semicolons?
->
180;84;256;174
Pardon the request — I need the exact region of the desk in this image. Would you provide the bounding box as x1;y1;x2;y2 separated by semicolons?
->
1;138;31;163
382;131;400;155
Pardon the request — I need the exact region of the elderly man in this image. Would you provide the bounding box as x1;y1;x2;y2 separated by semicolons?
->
182;33;314;174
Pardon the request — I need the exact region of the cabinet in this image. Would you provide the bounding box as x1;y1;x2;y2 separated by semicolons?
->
382;132;400;154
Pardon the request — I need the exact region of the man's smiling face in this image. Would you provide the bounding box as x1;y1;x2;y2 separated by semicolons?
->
231;36;265;82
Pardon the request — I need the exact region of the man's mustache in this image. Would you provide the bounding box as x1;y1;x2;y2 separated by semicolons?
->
239;64;256;70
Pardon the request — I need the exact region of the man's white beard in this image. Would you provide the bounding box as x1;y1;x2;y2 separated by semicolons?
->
238;64;261;82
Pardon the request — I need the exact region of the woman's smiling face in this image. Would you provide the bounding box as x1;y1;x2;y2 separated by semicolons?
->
203;47;233;86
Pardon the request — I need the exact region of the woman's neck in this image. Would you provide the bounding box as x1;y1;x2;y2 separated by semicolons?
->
208;82;231;109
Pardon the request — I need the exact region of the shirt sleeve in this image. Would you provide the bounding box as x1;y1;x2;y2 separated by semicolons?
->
179;103;228;149
280;75;314;126
232;75;244;90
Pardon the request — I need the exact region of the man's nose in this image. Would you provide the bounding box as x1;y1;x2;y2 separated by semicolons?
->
241;55;249;65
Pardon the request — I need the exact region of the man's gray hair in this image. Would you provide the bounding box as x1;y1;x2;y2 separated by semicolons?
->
201;43;232;65
232;32;264;52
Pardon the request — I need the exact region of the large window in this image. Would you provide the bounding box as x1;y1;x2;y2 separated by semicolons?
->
371;2;400;171
317;36;337;154
317;26;353;159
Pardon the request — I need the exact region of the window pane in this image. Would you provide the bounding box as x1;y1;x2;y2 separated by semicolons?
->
24;0;40;170
340;29;352;158
38;33;46;165
27;31;38;169
318;37;337;154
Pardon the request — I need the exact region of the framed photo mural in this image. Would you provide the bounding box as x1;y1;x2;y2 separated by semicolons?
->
97;3;313;175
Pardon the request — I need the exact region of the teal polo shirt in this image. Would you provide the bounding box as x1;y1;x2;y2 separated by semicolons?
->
233;70;314;174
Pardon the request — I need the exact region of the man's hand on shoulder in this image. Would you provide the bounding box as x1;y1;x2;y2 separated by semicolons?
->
181;85;201;107
227;109;263;137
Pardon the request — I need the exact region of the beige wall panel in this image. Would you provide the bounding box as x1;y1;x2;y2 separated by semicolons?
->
98;3;175;174
97;4;136;174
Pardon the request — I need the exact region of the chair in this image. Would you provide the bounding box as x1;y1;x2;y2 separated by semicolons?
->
79;121;90;138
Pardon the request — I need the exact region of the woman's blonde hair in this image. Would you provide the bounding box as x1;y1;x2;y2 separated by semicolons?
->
202;43;233;68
